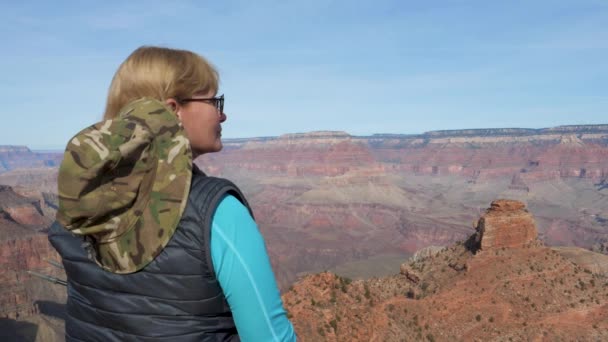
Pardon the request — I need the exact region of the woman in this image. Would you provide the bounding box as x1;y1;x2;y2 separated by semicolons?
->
49;46;296;341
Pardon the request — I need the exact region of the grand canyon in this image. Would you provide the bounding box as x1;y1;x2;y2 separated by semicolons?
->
1;124;607;340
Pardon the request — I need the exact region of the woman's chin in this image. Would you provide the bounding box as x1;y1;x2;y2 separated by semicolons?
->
215;139;223;152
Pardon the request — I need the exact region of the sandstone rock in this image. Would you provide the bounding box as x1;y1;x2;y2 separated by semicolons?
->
0;185;51;230
474;199;538;250
409;245;444;262
399;263;420;283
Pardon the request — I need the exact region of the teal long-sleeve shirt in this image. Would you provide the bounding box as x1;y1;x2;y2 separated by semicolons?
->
210;195;297;342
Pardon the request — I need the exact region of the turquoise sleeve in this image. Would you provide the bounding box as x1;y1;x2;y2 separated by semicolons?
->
210;195;297;342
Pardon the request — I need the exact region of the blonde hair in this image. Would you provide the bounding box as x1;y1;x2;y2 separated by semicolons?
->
103;46;219;119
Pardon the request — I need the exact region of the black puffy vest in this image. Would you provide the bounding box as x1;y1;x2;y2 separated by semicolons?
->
49;169;252;341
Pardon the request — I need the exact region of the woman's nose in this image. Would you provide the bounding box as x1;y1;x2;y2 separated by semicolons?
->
220;112;227;123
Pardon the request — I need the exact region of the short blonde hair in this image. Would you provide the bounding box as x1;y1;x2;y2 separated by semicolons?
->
103;46;219;119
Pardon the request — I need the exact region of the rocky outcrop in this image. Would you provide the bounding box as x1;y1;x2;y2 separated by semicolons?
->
474;200;538;250
399;263;420;284
409;245;444;262
0;185;52;236
3;206;48;226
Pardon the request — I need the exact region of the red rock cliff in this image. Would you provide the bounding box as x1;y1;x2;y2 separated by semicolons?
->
0;234;63;319
474;199;538;250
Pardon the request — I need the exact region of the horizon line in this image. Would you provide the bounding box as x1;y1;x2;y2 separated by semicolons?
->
1;122;604;151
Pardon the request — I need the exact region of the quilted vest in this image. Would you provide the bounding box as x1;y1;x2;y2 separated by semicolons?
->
49;169;252;341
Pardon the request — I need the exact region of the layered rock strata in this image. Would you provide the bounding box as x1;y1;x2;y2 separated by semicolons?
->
0;185;61;320
0;185;52;237
474;199;538;250
0;234;63;320
0;146;62;173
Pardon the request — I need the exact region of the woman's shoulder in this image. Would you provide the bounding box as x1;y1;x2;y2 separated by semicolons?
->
188;171;253;220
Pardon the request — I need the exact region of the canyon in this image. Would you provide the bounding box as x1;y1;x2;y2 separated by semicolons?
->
198;125;608;287
0;124;607;340
282;200;608;341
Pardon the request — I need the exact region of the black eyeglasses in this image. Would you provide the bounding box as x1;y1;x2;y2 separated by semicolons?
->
179;94;224;113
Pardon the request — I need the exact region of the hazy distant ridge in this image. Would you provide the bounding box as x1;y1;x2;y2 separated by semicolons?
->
370;124;608;139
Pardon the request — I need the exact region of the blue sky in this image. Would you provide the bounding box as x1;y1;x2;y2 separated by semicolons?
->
1;0;606;149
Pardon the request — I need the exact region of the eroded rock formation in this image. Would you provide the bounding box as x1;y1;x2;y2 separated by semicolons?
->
0;185;62;321
0;234;64;320
474;199;538;250
0;185;52;236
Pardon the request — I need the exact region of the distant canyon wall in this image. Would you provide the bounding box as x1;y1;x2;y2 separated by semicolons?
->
0;146;62;174
202;125;608;182
195;125;608;287
3;124;607;181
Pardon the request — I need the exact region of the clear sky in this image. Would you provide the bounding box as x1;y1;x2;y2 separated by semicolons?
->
1;0;606;149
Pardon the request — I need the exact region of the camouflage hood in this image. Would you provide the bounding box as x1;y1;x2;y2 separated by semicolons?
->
56;98;192;274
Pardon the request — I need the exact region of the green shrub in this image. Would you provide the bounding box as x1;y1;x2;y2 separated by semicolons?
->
364;284;371;299
329;319;337;331
421;282;429;291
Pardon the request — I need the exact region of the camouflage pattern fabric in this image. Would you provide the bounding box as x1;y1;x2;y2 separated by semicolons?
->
56;98;192;274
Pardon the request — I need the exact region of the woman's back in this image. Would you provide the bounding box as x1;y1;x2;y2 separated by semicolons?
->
49;171;241;341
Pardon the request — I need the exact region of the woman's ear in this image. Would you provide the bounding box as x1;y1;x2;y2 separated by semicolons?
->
164;98;181;119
